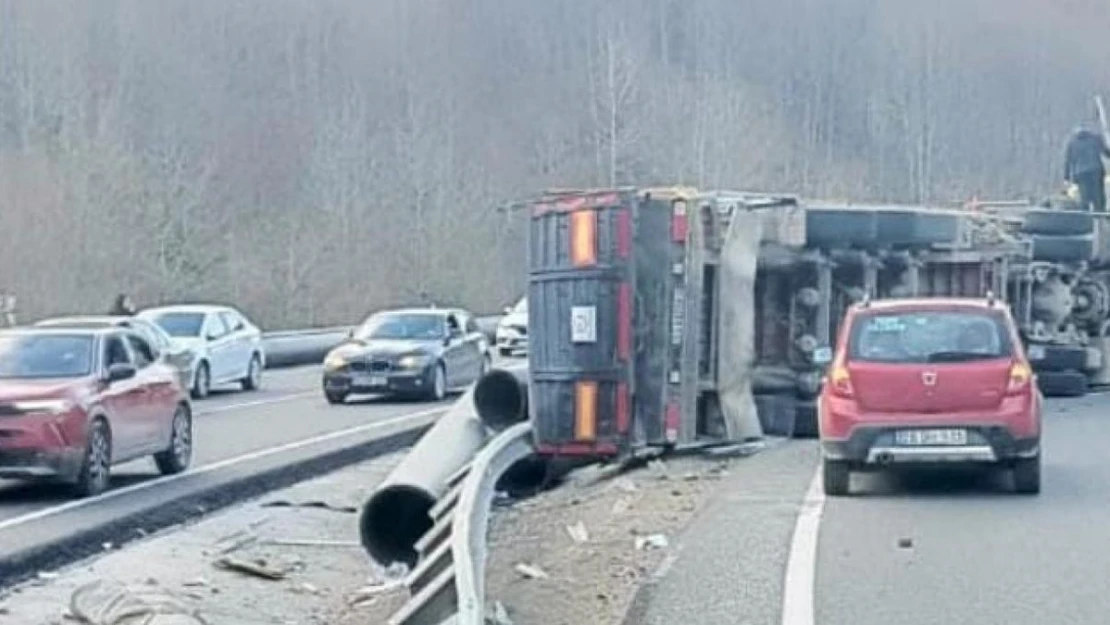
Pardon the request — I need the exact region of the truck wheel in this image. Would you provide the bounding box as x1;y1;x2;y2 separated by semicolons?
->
754;393;796;437
1029;344;1087;372
1031;234;1095;263
1036;370;1088;397
752;366;798;395
805;207;877;247
1022;209;1094;236
823;458;851;496
792;401;819;439
909;211;963;244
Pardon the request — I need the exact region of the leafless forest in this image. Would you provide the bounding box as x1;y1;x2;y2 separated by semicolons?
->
0;0;1106;328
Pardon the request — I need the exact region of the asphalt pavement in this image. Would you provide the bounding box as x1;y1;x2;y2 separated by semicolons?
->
625;393;1110;625
0;364;451;524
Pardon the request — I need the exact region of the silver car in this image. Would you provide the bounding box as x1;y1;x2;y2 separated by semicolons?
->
33;315;196;390
138;304;266;399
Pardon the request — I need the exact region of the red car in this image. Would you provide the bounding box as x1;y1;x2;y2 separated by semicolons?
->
815;297;1041;496
0;327;193;497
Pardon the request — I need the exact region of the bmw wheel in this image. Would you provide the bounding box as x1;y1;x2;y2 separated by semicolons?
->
428;363;447;401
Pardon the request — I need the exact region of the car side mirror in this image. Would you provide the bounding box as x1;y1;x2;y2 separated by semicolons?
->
812;347;833;366
503;306;512;315
106;363;137;383
346;328;355;339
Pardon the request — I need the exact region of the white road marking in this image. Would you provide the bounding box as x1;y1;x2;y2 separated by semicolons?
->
195;391;316;415
0;406;447;532
781;466;826;625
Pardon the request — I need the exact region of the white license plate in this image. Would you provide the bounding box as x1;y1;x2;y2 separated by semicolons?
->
1027;345;1046;361
895;429;968;446
357;375;388;387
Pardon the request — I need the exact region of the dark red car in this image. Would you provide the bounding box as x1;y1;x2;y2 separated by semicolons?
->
816;297;1041;496
0;327;193;497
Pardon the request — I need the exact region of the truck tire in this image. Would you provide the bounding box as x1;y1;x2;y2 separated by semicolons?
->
752;366;798;394
910;211;963;245
1036;370;1088;397
805;208;877;247
1022;209;1095;236
1031;234;1095;263
792;401;819;439
1029;344;1088;372
754;393;796;437
875;210;916;244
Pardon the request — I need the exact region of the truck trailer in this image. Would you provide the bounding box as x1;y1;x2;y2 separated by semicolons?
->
523;188;1110;457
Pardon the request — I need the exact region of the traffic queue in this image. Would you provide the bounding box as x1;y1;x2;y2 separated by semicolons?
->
0;296;525;500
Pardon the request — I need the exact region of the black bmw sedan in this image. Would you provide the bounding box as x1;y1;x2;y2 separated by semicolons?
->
321;308;491;404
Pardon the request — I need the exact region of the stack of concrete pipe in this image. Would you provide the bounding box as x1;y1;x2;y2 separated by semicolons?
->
359;364;547;568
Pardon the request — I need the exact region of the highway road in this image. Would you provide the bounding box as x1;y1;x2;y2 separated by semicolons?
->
0;364;453;523
626;393;1110;625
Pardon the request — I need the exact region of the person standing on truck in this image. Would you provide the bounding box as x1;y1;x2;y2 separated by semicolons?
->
1064;126;1110;212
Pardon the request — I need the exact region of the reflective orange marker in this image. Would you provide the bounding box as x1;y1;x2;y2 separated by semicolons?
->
570;209;598;267
574;380;598;440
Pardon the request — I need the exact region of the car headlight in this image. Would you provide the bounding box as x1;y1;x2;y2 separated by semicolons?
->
13;399;75;415
324;353;348;371
397;353;431;369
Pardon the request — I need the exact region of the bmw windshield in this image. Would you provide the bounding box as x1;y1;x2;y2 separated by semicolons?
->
353;313;445;341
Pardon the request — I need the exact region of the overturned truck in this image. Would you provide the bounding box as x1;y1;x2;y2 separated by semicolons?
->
524;188;1110;453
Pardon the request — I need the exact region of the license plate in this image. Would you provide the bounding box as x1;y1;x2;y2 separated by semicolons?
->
895;429;968;446
369;376;388;387
1027;345;1046;361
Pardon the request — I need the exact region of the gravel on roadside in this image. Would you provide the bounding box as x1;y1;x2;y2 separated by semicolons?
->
0;443;771;625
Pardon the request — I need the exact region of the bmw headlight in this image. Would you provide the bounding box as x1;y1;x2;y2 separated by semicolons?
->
397;353;431;369
13;399;75;415
324;353;349;371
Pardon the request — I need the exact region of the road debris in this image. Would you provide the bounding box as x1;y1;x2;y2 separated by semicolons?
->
346;580;404;607
262;539;361;548
514;563;550;580
634;534;670;551
611;497;633;515
214;556;293;581
68;580;206;625
613;478;639;493
260;500;357;514
487;600;513;625
565;521;590;544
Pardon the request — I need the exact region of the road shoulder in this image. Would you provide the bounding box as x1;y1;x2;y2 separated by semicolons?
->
621;441;818;625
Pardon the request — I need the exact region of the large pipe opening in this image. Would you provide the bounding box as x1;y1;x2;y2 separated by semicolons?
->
474;368;528;432
359;485;435;568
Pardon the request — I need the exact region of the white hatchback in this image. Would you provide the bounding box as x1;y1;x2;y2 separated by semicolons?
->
139;304;266;399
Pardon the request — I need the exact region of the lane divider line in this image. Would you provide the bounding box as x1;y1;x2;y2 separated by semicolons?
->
0;405;448;532
781;466;826;625
195;391;317;415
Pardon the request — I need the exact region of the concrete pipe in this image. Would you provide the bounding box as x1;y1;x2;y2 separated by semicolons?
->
473;365;529;433
359;385;489;568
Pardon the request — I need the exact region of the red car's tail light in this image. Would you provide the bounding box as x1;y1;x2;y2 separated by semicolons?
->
1006;361;1033;396
828;364;854;398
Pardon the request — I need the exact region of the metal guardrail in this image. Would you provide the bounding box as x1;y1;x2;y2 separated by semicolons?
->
389;421;535;625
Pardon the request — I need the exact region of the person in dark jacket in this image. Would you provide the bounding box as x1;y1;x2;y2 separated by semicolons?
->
1064;127;1110;212
111;293;137;316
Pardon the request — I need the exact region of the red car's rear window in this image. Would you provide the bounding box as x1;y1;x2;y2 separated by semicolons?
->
847;309;1013;364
